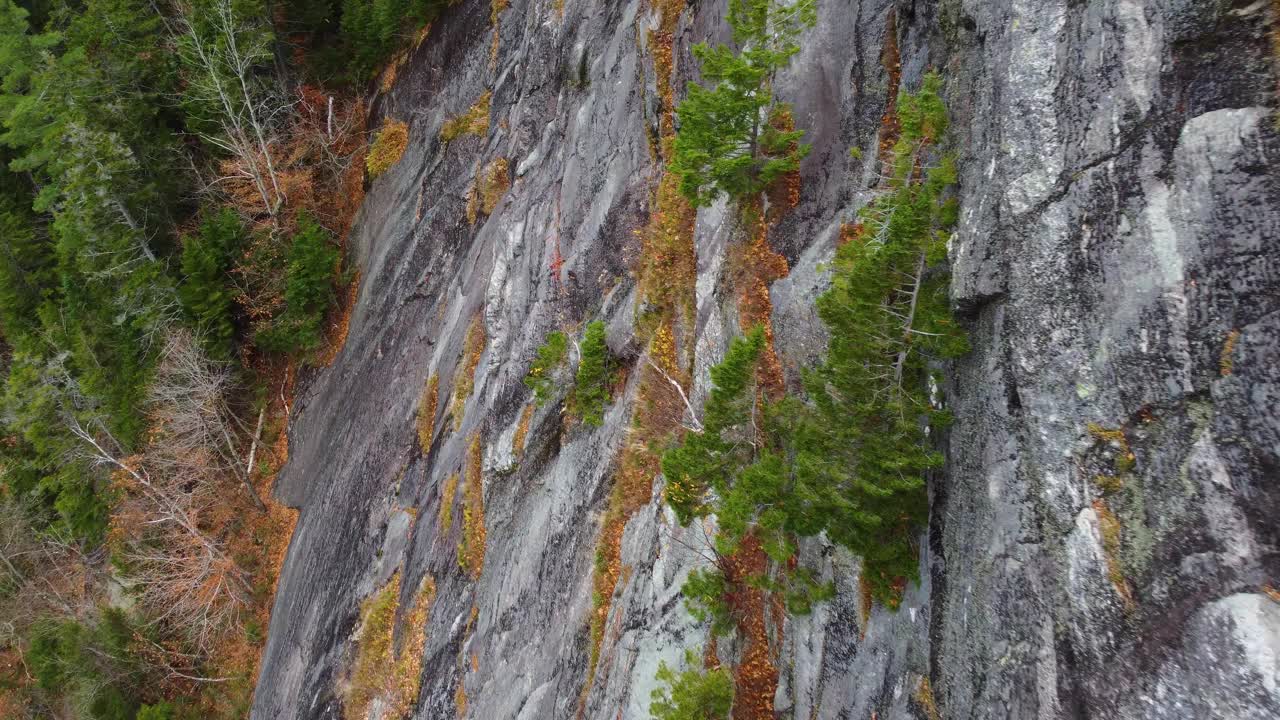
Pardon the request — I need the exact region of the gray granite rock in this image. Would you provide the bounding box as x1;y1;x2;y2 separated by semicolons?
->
252;0;1280;718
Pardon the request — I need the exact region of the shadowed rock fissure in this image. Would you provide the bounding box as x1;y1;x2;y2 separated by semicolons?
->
252;0;1280;718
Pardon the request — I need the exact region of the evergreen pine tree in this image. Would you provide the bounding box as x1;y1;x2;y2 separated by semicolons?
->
573;320;611;427
650;650;734;720
670;0;815;206
179;208;245;360
524;330;568;406
792;72;966;604
257;212;340;356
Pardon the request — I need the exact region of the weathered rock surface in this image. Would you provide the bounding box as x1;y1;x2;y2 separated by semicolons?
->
252;0;1280;718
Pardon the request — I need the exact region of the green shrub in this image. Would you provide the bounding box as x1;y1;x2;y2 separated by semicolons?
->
650;650;733;720
90;686;135;720
179;208;244;360
681;568;734;636
523;330;567;406
572;320;611;427
256;212;340;356
137;702;177;720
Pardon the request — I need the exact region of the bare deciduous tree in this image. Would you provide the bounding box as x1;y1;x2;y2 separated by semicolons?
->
67;331;258;651
176;0;289;217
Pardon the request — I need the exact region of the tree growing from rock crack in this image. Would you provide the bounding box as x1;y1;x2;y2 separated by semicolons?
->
670;0;815;206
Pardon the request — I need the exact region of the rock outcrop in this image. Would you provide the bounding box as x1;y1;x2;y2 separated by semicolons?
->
252;0;1280;718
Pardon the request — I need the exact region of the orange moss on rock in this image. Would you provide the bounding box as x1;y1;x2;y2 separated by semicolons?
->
513;403;534;457
1093;499;1134;610
385;575;437;719
915;676;941;720
585;440;659;698
450;312;487;431
480;157;511;215
637;171;698;328
458;434;487;579
367;119;410;177
454;681;468;717
1220;328;1240;376
441;92;492;143
465;181;480;225
343;572;437;720
417;374;440;455
439;473;459;534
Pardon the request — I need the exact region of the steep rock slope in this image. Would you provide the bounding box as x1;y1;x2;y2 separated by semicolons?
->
252;0;1280;718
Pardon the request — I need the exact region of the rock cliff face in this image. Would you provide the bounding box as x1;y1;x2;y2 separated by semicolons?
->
251;0;1280;718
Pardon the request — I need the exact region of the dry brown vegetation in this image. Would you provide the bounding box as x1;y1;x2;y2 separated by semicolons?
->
439;473;459;534
513;403;534;457
731;200;790;399
637;170;697;329
1220;328;1240;376
342;573;437;720
877;11;902;169
440;91;492;142
217;86;367;232
315;270;363;368
457;434;487;578
582;321;690;710
367;119;410;177
1264;583;1280;604
228;87;367;342
1092;499;1134;609
96;341;304;717
857;576;873;639
724;534;778;720
417;374;440;455
636;0;697;336
915;676;941;720
580;4;700;706
450;313;488;431
480;157;511;215
95;332;269;652
648;0;684;141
